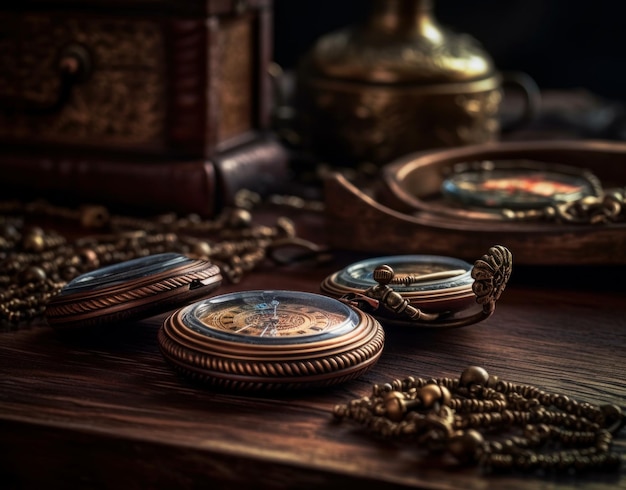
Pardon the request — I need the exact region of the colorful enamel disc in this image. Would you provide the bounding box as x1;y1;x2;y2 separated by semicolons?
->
441;161;600;210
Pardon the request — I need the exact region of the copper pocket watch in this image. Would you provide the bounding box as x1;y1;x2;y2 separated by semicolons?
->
45;253;222;330
321;245;512;329
46;253;384;392
158;290;385;392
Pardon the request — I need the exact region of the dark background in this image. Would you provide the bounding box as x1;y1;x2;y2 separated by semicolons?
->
273;0;626;102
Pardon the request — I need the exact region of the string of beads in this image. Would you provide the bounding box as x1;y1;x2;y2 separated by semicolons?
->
0;198;317;328
333;366;625;474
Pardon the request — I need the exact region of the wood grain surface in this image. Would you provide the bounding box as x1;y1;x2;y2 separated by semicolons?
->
1;224;625;490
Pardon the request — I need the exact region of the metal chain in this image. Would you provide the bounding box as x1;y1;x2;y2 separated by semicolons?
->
333;366;625;474
0;197;323;329
503;187;626;224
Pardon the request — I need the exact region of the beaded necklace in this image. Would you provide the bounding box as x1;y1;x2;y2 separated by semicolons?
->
333;366;625;474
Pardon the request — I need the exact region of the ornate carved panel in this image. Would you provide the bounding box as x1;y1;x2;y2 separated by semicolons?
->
217;16;253;143
0;14;166;147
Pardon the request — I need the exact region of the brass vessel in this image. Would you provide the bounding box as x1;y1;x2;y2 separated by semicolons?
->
296;0;536;167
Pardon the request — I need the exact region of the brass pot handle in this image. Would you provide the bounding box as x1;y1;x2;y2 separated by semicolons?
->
500;70;542;133
0;43;91;116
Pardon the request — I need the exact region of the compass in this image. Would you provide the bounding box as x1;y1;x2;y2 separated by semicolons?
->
158;290;385;391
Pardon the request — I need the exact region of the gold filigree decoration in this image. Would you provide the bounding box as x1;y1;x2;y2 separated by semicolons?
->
471;245;513;311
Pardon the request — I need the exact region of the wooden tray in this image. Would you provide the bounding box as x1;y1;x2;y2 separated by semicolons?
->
324;140;626;265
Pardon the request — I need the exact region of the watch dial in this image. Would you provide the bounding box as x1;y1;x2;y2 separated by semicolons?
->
183;290;360;344
336;255;473;293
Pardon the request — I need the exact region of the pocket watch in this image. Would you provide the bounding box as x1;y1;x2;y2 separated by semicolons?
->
45;253;222;330
321;245;512;329
158;289;385;392
321;254;476;314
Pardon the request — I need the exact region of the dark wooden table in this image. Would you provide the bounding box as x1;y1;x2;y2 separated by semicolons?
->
1;207;625;490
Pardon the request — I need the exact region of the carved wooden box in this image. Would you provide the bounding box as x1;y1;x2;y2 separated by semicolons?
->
0;1;288;217
0;0;274;158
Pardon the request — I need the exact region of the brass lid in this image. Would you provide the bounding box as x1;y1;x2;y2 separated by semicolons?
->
303;0;495;84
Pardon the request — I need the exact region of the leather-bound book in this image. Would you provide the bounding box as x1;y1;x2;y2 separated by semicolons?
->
0;136;290;217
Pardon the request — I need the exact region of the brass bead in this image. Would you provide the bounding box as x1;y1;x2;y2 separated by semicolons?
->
418;383;451;409
192;241;212;257
448;429;484;464
77;248;100;270
80;205;110;229
487;374;499;388
333;404;348;419
16;266;47;285
440;386;452;406
227;208;252;228
22;228;45;252
384;391;408;422
460;366;489;387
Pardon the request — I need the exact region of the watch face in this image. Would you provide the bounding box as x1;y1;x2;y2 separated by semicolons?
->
320;254;476;316
442;163;597;210
328;255;473;294
182;290;360;345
